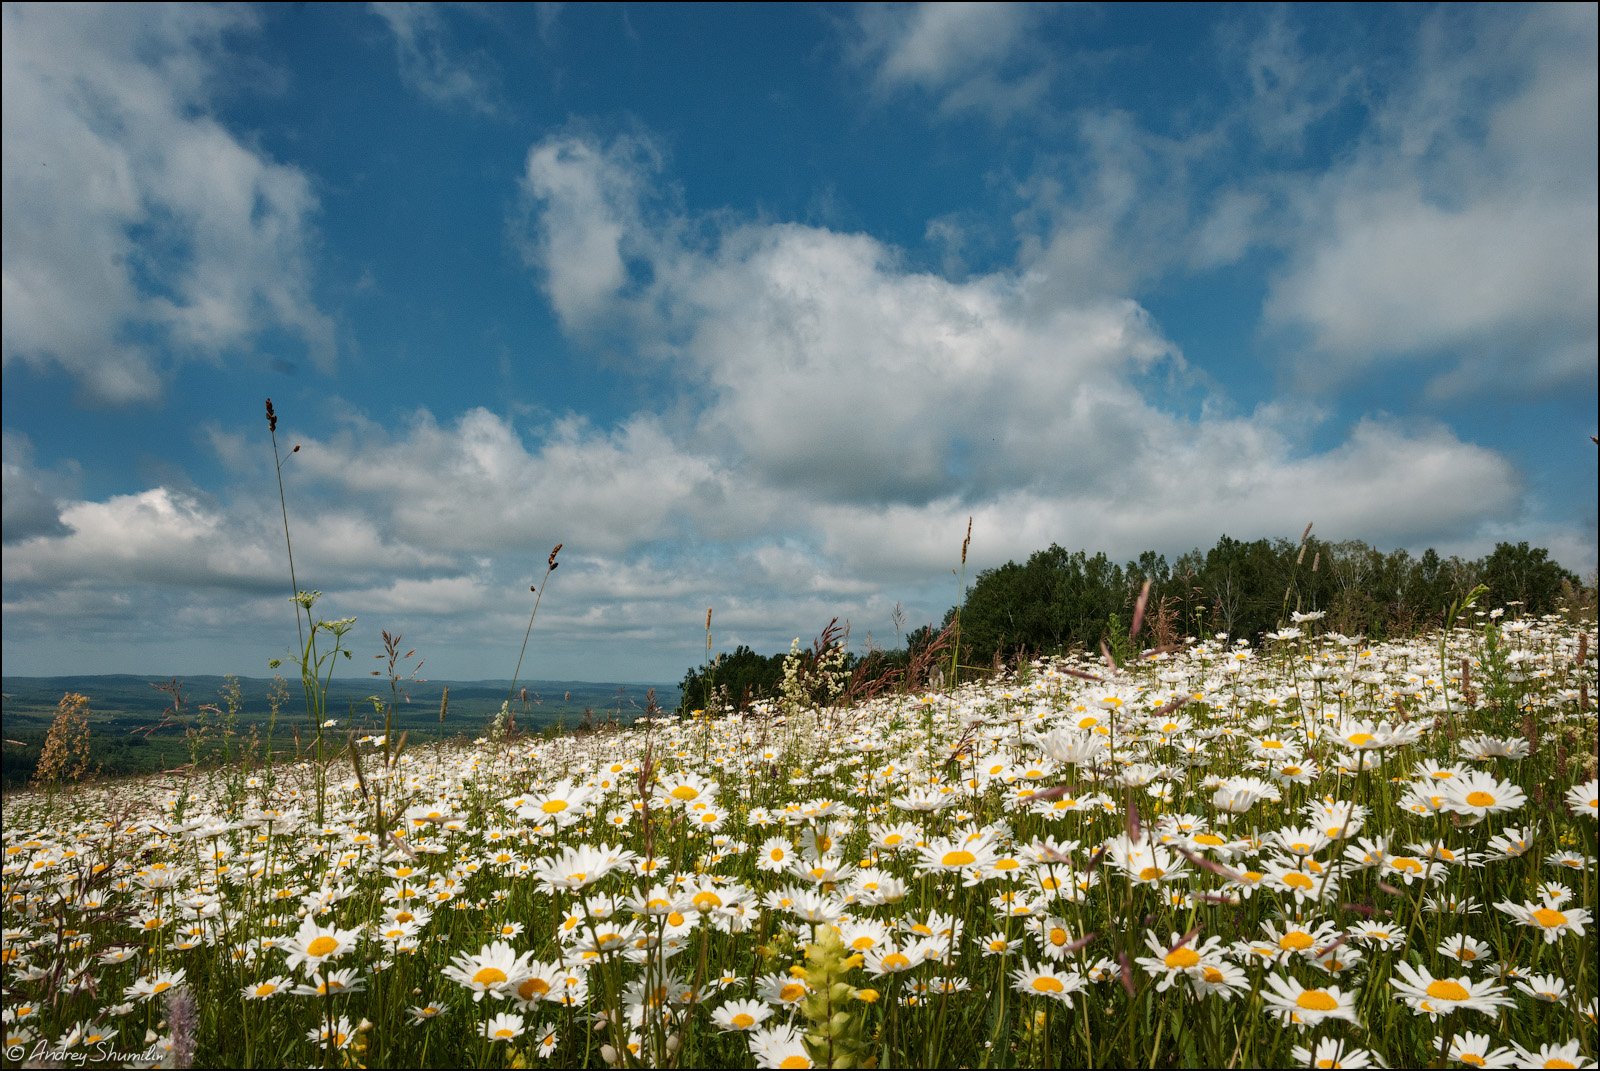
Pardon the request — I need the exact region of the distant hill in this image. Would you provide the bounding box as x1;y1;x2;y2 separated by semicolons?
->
2;674;680;735
1;674;679;786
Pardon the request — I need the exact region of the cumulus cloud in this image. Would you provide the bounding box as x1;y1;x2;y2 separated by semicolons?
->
511;129;1536;591
518;134;668;336
850;3;1054;120
1;431;75;544
1264;5;1597;396
290;406;738;555
0;4;333;403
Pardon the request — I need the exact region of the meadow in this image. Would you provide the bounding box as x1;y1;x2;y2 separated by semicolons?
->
3;601;1596;1069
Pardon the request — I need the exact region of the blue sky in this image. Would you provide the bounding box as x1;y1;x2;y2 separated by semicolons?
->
3;3;1595;683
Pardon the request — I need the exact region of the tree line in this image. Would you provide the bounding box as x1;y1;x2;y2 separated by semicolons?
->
677;536;1589;714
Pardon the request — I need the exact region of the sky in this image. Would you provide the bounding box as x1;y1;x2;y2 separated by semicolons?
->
2;3;1596;685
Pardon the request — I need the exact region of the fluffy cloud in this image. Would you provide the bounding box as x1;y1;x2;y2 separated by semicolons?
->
850;3;1054;120
1264;6;1597;396
1;431;74;544
1;4;332;403
511;129;1534;588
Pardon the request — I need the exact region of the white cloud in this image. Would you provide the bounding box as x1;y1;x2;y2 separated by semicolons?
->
510;129;1542;603
368;3;502;115
0;4;333;403
1264;6;1597;396
290;406;738;555
851;3;1053;120
518;134;667;335
1;431;75;544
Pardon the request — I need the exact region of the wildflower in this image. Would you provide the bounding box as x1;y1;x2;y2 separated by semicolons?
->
533;843;636;891
516;779;599;827
1437;934;1494;966
1134;930;1226;993
60;1021;117;1049
654;771;718;808
1493;899;1591;943
712;998;774;1032
305;1016;360;1050
443;941;530;1001
1485;824;1537;859
1257;918;1341;961
1261;862;1339;905
289;967;366;997
1104;834;1189;886
1567;779;1598;820
1514;973;1569;1003
1510;1041;1597;1069
863;944;925;976
1188;958;1248;1000
482;1011;526;1042
1010;960;1086;1004
1458;735;1530;760
125;968;186;1001
838;918;893;955
980;931;1024;956
915;836;999;879
755;972;812;1009
1290;1037;1381;1068
1389;962;1512;1018
282;917;361;975
1260;974;1360;1027
1212;776;1281;815
747;1022;814;1069
537;1028;560;1058
756;836;794;873
1443;771;1527;820
1271;826;1331;858
407;1003;445;1023
1447;1031;1519;1068
1545;850;1595;872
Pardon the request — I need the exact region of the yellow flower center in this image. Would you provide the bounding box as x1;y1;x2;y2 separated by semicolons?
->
1426;980;1471;1002
1165;947;1200;969
1193;833;1225;846
306;936;339;957
1532;908;1567;928
1032;976;1065;993
779;1057;812;1070
1137;866;1165;882
1280;931;1314;951
941;849;977;867
1283;872;1314;890
670;786;699;801
883;952;911;969
1296;989;1338;1011
542;800;569;813
779;983;806;1002
1464;791;1495;807
473;967;508;986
